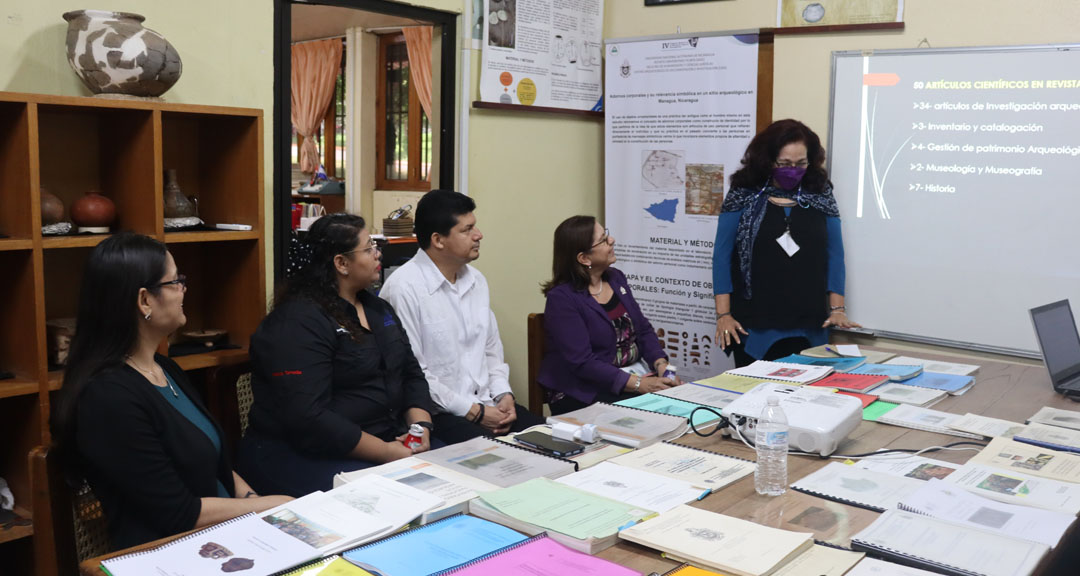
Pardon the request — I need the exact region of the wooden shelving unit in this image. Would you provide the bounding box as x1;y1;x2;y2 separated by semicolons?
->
0;92;264;568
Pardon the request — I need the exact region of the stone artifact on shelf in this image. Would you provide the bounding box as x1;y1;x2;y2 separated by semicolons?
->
47;318;77;367
62;10;183;98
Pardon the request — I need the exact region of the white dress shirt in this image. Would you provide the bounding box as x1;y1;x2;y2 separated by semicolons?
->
380;249;512;416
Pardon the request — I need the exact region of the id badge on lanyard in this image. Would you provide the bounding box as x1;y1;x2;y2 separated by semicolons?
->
776;212;800;257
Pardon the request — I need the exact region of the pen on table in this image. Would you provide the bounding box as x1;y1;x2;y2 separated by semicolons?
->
823;345;842;357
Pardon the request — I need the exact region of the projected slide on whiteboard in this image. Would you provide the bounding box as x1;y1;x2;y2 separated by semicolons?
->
829;46;1080;353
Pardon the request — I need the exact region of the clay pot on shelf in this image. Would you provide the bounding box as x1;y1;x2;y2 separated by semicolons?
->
40;187;65;225
70;190;116;232
163;169;197;218
62;10;183;98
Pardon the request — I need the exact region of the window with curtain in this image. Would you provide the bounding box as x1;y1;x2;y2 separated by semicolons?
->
291;41;346;181
376;33;431;191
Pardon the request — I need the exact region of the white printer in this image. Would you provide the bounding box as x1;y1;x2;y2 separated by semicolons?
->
723;382;862;456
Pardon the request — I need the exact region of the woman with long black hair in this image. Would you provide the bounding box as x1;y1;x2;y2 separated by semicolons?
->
238;213;436;497
52;233;290;550
712;119;860;367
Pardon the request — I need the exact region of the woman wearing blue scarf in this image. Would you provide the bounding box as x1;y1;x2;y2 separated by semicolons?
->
712;119;860;367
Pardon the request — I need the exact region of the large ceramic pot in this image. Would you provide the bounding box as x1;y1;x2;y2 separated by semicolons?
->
70;190;116;228
62;10;182;98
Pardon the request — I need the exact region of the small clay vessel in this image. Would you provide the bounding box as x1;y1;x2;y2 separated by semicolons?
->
40;187;65;225
70;190;116;228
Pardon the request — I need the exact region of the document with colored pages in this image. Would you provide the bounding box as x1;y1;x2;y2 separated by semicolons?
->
342;514;527;576
280;555;374;575
437;533;639;576
555;461;704;513
943;462;1080;515
968;436;1080;484
618;505;813;576
614;393;722;429
898;478;1074;548
609;441;755;492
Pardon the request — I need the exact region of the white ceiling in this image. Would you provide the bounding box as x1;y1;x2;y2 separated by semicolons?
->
291;4;430;42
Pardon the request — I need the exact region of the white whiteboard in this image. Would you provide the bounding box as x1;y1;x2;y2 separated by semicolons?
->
827;44;1080;355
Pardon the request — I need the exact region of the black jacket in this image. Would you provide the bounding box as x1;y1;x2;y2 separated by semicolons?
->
248;293;434;458
76;355;234;550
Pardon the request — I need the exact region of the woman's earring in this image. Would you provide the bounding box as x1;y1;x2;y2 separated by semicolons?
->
144;312;151;321
587;264;592;270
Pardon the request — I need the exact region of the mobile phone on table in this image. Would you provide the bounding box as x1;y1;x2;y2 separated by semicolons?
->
513;431;586;457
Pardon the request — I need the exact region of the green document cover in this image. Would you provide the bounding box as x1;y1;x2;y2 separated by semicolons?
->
478;478;650;540
863;401;900;421
615;393;722;428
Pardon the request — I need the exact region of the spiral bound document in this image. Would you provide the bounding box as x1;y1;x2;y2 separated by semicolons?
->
662;565;727;576
790;462;924;512
432;532;639;576
547;402;689;448
415;436;577;488
271;555;373;576
610;440;755;492
850;509;1048;576
101;512;320;576
342;514;527;576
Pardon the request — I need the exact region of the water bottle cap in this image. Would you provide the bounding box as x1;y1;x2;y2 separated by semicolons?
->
766;395;780;405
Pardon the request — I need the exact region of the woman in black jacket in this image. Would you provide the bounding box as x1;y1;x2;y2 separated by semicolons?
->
52;233;290;549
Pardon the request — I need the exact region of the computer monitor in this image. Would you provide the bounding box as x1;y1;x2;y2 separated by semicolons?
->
1030;300;1080;395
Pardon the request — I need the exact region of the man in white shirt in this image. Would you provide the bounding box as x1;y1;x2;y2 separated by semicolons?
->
380;190;544;443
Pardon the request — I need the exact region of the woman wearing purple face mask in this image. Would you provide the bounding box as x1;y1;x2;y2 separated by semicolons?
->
711;119;860;367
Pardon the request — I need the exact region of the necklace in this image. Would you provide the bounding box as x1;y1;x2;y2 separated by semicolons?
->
589;284;604;296
127;356;178;397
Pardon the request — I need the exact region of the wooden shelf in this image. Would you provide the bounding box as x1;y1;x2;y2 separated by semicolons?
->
0;239;32;251
0;510;33;545
42;235;110;249
0;377;39;399
172;348;250;371
47;371;63;391
164;230;259;244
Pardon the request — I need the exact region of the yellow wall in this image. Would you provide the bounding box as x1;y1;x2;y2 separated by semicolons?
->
0;0;276;297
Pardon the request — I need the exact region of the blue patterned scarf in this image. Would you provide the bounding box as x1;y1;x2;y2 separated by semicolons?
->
720;183;839;299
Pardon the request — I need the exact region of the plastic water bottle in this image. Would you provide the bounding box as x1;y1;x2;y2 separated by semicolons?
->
755;395;789;496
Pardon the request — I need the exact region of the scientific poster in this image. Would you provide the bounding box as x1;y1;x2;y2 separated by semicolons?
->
480;0;603;110
604;34;759;380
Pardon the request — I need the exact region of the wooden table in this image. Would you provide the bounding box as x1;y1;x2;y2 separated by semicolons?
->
81;349;1080;576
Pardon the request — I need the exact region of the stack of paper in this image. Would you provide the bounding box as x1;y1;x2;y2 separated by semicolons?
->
809;372;890;394
871;383;947;407
849;363;923;382
333;456;498;524
725;360;833;384
774;353;868;373
944;462;1080;515
610;441;755;493
1014;422;1080;454
694;372;770;393
655;383;742;412
850;509;1048;576
877;404;984;439
898;372;975;395
471;477;652;554
844;557;944;576
614;393;723;429
415;436;577;488
854;455;959;482
555;461;704;513
947;413;1025;439
790;462;924;512
1027;406;1080;431
619;505;814;576
547;402;688;448
968;437;1080;484
438;533;640;576
342;514;527;576
898;478;1075;548
101;512;321;576
884;356;980;376
800;344;897;364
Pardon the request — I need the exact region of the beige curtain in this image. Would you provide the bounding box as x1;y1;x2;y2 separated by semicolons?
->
292;39;344;173
402;26;433;119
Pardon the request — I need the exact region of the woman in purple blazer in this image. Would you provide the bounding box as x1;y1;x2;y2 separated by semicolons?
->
538;215;680;415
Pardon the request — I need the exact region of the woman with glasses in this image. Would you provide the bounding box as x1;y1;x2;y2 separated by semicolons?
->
52;233;291;549
238;213;437;497
538;215;679;415
713;119;860;367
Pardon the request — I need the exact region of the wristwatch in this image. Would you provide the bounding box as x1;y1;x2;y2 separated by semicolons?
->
414;421;435;432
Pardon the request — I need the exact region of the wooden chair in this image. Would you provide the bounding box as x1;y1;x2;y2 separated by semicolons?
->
527;313;546;417
31;445;109;576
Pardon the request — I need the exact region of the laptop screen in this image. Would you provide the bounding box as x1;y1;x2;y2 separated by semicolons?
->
1031;300;1080;387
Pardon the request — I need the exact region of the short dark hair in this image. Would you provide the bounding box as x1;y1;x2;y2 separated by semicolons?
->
730;119;831;193
414;189;476;250
541;215;596;295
